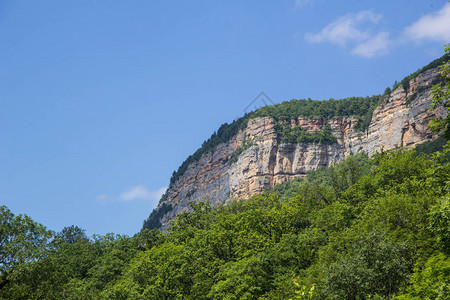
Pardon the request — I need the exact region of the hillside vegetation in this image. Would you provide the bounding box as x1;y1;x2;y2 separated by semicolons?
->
2;145;449;299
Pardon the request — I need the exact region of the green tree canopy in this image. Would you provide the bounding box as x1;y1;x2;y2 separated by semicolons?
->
430;44;450;140
0;206;53;290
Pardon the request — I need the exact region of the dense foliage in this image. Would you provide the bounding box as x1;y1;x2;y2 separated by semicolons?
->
429;45;450;140
0;206;53;291
415;136;450;160
142;202;173;231
251;95;384;132
2;145;449;299
275;123;338;145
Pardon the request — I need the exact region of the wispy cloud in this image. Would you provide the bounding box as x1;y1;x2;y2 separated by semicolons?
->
351;32;390;58
304;3;450;58
119;185;167;202
403;3;450;43
96;194;110;203
305;10;382;46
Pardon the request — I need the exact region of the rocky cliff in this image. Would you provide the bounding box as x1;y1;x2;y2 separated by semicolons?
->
150;66;446;229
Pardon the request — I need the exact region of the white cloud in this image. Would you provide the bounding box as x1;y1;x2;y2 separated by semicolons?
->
351;32;390;58
302;3;450;58
305;11;382;46
119;185;167;202
304;10;394;58
404;3;450;43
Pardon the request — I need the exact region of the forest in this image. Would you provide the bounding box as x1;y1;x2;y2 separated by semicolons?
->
1;142;449;299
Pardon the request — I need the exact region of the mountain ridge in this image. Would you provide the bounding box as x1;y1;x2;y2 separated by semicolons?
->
143;55;448;230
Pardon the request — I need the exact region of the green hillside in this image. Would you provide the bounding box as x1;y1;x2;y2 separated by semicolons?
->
2;145;449;299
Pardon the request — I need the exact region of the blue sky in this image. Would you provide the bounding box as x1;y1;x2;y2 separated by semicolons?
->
1;0;449;236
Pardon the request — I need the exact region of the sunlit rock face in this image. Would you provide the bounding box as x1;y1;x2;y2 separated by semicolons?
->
159;67;445;228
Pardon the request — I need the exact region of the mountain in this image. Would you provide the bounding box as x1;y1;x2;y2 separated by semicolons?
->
2;54;449;299
143;55;448;230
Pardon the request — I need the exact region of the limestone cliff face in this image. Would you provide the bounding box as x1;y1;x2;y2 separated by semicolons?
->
159;67;445;228
345;68;446;156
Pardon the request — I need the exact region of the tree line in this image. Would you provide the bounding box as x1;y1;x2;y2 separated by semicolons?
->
1;144;449;299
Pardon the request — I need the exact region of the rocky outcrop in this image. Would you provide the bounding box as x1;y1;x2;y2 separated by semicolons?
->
345;68;445;156
158;67;446;228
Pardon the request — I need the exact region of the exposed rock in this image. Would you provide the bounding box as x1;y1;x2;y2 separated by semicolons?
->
158;67;445;228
